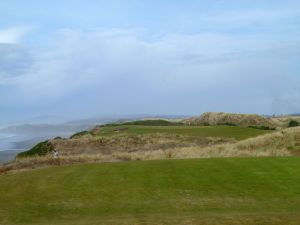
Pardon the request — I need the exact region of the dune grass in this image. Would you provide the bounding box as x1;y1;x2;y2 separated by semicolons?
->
96;125;272;140
1;157;300;225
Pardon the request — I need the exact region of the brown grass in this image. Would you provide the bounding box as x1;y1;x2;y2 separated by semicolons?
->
98;127;300;161
49;133;233;156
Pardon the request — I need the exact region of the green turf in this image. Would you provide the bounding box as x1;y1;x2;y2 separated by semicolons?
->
1;157;300;225
97;125;272;140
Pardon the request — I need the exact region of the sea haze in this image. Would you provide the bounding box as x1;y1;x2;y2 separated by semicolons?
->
0;123;92;150
0;117;110;164
0;114;186;164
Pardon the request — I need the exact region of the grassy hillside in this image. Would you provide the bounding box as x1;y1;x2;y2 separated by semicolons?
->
1;157;300;225
183;112;276;128
15;125;271;160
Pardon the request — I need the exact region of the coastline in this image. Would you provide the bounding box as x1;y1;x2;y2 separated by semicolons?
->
0;149;24;165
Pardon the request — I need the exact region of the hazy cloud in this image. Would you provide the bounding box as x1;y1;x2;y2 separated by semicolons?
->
0;2;300;123
0;27;31;44
1;27;299;110
0;44;33;82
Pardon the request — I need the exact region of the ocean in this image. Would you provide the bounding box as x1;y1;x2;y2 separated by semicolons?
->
0;133;32;164
0;150;24;164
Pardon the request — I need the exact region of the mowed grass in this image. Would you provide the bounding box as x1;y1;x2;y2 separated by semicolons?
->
1;157;300;225
97;125;272;140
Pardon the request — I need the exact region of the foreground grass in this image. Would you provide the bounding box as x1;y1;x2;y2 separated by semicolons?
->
1;157;300;225
96;125;271;140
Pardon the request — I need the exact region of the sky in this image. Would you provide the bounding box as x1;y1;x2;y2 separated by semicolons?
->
0;0;300;124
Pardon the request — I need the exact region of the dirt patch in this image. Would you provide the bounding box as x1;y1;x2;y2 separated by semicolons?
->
113;127;129;133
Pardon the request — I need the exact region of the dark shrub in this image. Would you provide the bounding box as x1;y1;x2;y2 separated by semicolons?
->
17;140;54;158
123;120;183;126
219;122;237;126
248;126;276;130
70;131;89;139
202;122;210;126
289;120;300;127
104;120;183;126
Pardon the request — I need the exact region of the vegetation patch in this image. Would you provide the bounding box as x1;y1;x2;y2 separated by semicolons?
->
102;119;183;127
289;120;300;127
122;119;183;126
248;126;276;130
17;140;54;158
70;130;89;139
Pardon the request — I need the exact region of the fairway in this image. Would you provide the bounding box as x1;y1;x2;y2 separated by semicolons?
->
96;125;271;140
1;157;300;225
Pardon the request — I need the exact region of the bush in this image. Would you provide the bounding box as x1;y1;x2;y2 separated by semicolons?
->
289;120;300;127
104;120;183;126
17;141;54;158
54;136;62;140
123;120;183;126
201;122;210;126
248;126;275;130
70;131;89;139
219;122;237;126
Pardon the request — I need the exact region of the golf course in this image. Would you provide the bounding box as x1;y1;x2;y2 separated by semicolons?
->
1;115;300;225
1;0;299;224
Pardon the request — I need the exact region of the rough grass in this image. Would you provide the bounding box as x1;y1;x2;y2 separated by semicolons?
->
1;157;300;225
127;126;300;160
50;133;233;156
146;126;300;159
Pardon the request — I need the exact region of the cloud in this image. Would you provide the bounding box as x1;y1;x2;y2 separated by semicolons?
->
0;27;31;44
0;44;33;82
202;9;300;26
0;27;33;84
1;24;300;116
6;30;249;97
